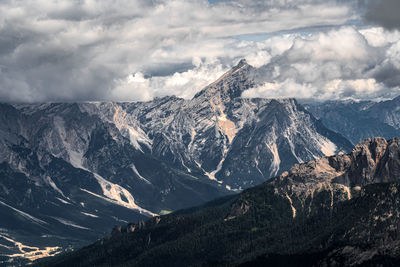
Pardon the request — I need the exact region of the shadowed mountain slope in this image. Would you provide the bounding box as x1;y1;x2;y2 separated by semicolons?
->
39;138;400;267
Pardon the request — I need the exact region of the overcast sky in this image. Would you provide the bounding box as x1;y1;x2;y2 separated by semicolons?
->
0;0;399;102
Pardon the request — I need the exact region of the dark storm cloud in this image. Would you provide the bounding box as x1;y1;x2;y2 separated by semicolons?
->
363;0;400;30
373;62;400;88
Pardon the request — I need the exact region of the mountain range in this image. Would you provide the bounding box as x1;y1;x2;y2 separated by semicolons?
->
0;60;399;265
305;96;400;145
38;137;400;266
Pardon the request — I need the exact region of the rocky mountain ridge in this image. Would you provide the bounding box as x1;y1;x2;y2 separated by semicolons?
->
305;97;400;145
111;59;352;189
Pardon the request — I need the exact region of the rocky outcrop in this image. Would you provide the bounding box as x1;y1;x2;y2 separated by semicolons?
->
274;137;399;189
253;137;397;221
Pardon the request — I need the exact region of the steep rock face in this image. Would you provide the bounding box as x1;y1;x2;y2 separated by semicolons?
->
269;138;400;219
42;138;400;267
217;98;351;188
114;60;352;190
122;59;257;179
275;137;399;189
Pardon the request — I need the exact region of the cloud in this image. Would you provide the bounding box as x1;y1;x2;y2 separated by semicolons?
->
0;0;358;102
362;0;400;30
242;26;400;101
112;57;226;101
1;0;399;103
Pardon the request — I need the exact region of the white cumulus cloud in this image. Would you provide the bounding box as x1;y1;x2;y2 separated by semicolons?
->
0;0;360;102
242;26;400;101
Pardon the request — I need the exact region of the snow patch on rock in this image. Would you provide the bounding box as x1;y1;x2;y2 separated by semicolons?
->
0;200;47;225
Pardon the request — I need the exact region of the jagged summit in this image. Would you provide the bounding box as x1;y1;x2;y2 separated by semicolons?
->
231;58;249;71
192;58;254;100
272;137;400;203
